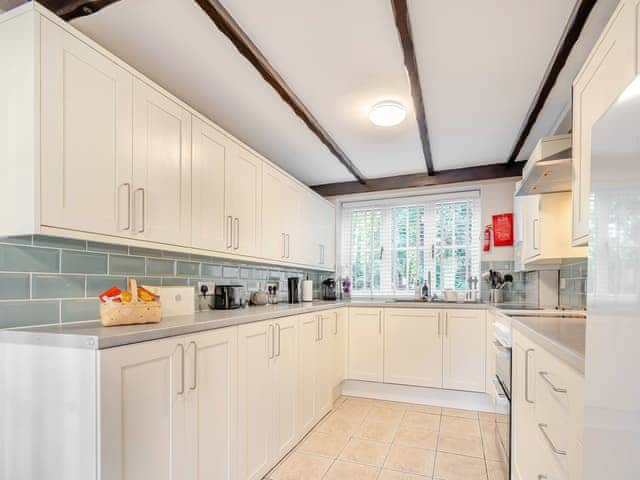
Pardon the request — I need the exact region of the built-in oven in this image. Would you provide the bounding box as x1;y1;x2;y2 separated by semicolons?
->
492;312;512;478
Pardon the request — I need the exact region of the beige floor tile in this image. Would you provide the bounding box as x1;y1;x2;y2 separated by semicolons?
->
437;432;484;458
406;404;442;415
296;430;350;458
366;406;406;424
339;437;390;466
343;396;374;409
394;424;438;450
354;419;398;443
270;452;332;480
485;460;508;480
477;411;496;422
375;399;410;410
333;395;347;408
401;412;441;431
384;444;436;476
336;402;371;423
324;460;380;480
479;420;496;436
441;408;478;420
439;416;481;438
379;469;432;479
481;432;506;462
316;410;362;435
434;452;487;480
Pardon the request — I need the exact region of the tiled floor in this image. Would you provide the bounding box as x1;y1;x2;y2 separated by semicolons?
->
265;396;508;480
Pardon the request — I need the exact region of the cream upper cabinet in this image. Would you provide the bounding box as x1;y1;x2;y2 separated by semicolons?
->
191;116;230;252
40;18;134;238
347;308;384;382
384;309;443;388
226;146;262;258
442;309;486;392
99;336;188;480
262;164;300;262
132;80;192;246
572;0;637;246
272;316;299;460
185;328;238;480
318;200;336;268
300;192;335;268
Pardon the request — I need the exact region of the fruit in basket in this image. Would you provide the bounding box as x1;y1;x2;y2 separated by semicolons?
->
120;291;132;303
137;286;157;302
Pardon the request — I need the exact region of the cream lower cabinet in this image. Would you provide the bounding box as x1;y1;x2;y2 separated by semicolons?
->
317;310;337;417
347;308;384;382
99;327;238;480
384;308;443;388
331;308;347;388
442;309;486;392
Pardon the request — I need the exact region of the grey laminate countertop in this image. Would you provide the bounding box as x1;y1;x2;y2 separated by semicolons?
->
0;299;489;350
511;315;586;373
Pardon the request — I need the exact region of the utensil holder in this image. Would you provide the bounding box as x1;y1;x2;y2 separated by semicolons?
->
490;288;504;304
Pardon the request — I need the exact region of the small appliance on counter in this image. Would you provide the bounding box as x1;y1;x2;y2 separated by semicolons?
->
302;276;313;302
322;278;337;301
212;285;246;310
250;289;268;306
287;277;300;304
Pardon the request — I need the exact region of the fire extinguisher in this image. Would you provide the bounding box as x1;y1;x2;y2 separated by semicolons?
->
483;225;492;252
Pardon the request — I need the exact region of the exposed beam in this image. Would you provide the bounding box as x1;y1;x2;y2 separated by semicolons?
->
193;0;367;184
390;0;434;175
311;162;524;197
507;0;597;163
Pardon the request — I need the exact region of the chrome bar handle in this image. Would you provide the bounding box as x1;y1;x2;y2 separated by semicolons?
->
226;216;233;248
334;315;338;335
525;348;535;404
286;233;290;258
538;423;567;455
316;315;321;341
189;341;197;391
134;187;145;233
378;311;382;334
119;182;131;230
320;316;324;340
282;233;286;258
234;218;240;250
437;312;441;336
445;312;448;336
533;218;539;250
268;324;275;359
538;476;548;480
276;323;281;357
177;343;185;395
539;371;567;393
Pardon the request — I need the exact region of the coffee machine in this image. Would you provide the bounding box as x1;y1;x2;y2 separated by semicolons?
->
321;278;337;301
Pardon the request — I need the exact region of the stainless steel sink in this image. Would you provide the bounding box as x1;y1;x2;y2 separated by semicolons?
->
385;298;482;304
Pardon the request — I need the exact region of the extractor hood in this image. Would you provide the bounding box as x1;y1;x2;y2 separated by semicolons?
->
515;134;572;196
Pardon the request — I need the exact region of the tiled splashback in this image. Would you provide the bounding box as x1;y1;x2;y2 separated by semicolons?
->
0;235;334;329
480;259;588;309
559;259;588;309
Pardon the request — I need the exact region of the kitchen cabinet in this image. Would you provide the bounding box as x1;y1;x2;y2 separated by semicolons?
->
347;308;384;382
191;115;231;252
262;164;302;262
317;310;336;418
572;0;638;246
300;192;335;268
225;146;262;258
298;313;319;435
332;308;347;388
442;309;486;392
132;79;192;246
40;17;134;238
512;335;538;480
520;192;587;266
384;308;443;388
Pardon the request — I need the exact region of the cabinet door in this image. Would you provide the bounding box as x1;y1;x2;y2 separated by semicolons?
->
522;194;541;261
40;18;133;238
191;116;230;252
133;80;191;246
442;309;486;392
273;316;299;460
316;311;334;418
384;309;443;388
332;308;347;387
261;164;287;261
512;336;538;480
318;200;336;268
185;327;238;480
226;146;262;257
283;180;303;263
572;0;636;245
347;308;383;382
99;337;186;480
297;313;318;435
238;320;274;480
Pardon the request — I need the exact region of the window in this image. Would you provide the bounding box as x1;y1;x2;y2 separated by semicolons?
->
341;192;480;297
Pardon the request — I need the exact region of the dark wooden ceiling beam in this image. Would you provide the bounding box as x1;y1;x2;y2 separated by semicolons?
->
390;0;434;175
312;162;524;197
507;0;598;163
193;0;366;184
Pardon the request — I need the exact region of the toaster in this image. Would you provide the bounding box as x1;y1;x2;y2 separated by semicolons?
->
212;285;246;310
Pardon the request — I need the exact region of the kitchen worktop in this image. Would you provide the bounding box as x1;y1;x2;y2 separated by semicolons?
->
0;299;490;350
511;314;586;373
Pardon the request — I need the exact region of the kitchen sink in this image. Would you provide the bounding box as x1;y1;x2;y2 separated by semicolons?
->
385;298;483;304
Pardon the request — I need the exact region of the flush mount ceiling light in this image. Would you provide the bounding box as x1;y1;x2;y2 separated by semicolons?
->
369;101;406;127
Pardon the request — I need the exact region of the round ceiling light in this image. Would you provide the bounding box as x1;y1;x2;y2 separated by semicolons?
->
368;100;407;127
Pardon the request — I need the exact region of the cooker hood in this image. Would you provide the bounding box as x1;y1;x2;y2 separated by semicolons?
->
515;134;572;196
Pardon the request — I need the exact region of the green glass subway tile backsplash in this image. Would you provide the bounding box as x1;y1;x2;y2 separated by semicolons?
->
0;235;334;329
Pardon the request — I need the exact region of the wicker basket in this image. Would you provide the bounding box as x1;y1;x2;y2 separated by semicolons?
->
100;279;162;327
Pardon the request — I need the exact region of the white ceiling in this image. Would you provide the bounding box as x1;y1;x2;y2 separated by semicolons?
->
409;0;577;170
72;0;353;185
64;0;619;185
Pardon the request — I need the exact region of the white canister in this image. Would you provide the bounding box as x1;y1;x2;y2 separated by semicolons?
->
302;280;313;302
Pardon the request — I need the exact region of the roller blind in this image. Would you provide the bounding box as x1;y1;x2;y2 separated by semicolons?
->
341;192;481;297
